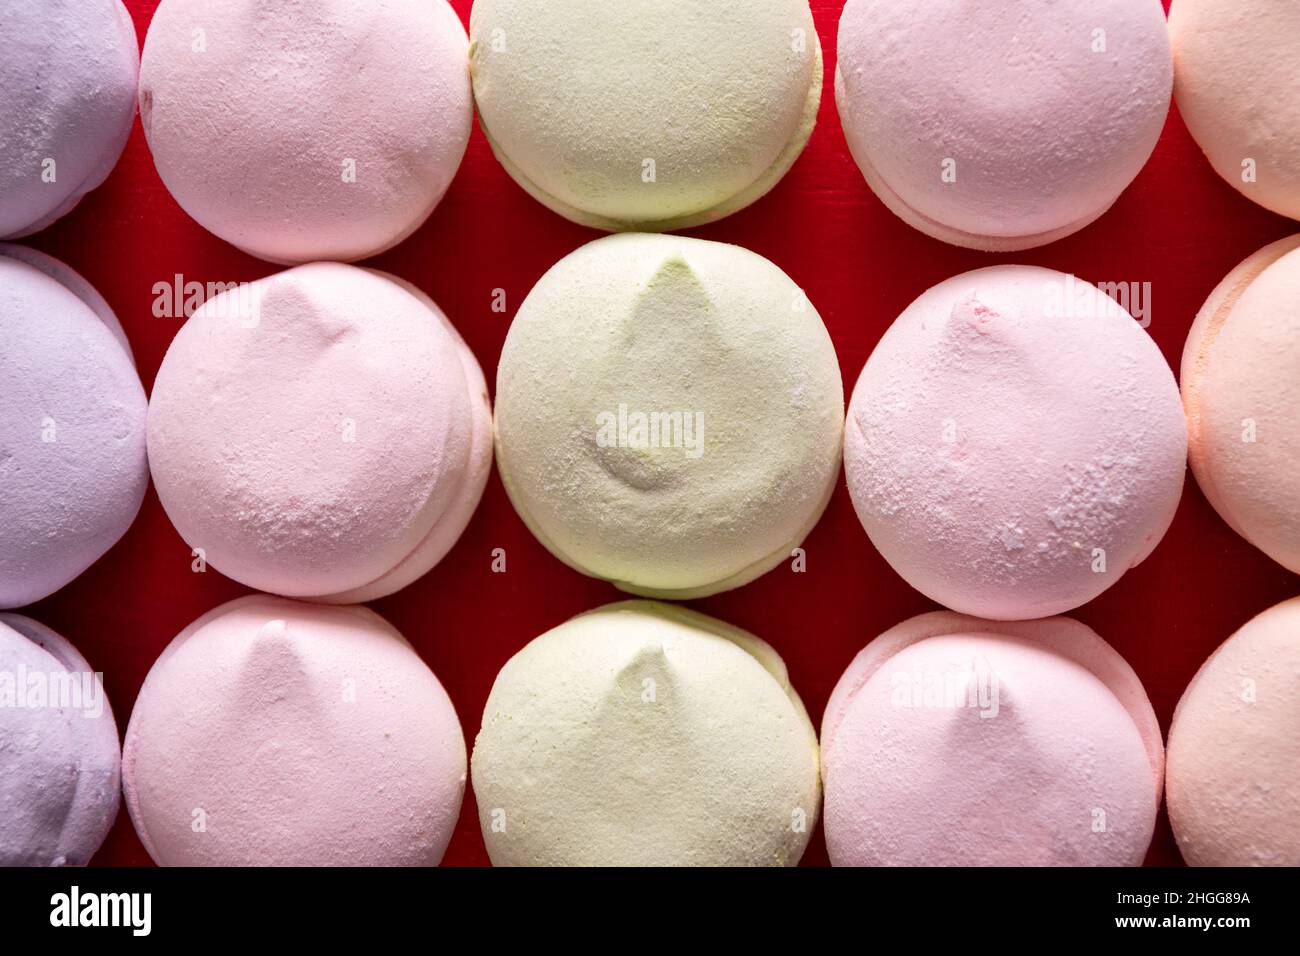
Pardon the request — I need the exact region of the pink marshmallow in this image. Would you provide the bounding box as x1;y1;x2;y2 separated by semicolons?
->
122;595;467;866
844;265;1186;619
138;0;471;263
822;612;1164;866
836;0;1171;250
147;263;491;602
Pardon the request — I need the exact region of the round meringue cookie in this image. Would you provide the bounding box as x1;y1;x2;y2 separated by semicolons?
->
1182;235;1300;574
147;263;492;603
469;0;821;231
845;266;1186;620
495;234;843;599
139;0;471;263
822;612;1164;866
0;0;139;239
1167;597;1300;867
836;0;1171;250
472;601;820;866
1170;0;1300;221
0;245;148;609
122;595;467;866
0;614;120;867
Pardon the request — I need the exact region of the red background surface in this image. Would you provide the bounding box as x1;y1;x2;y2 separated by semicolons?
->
19;0;1295;867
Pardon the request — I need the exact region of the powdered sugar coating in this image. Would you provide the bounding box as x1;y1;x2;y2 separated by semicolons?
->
1171;0;1300;221
0;249;148;608
472;601;820;866
495;234;843;599
1182;236;1300;574
122;596;467;866
844;266;1186;619
822;612;1163;866
836;0;1171;250
470;0;822;231
0;0;139;239
139;0;471;263
1167;597;1300;866
147;263;491;601
0;615;121;867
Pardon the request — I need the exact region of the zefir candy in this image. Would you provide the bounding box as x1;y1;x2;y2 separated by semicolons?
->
844;265;1186;619
1182;235;1300;574
471;601;820;866
1171;0;1300;221
138;0;472;262
494;234;844;599
1167;597;1300;867
836;0;1171;250
147;263;492;603
0;0;139;239
0;245;148;608
822;612;1164;866
122;596;467;866
0;614;120;867
469;0;822;231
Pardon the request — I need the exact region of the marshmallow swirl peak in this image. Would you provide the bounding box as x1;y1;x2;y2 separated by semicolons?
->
494;234;844;599
147;264;492;602
844;266;1186;620
122;596;467;867
0;615;120;867
471;601;820;866
139;0;472;263
836;0;1171;250
0;0;139;239
822;612;1164;866
469;0;822;231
